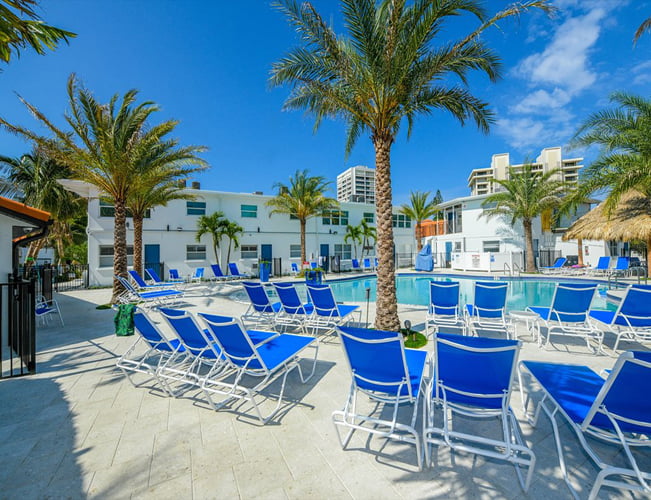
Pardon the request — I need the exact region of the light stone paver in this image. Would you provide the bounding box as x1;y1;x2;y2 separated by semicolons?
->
0;273;648;499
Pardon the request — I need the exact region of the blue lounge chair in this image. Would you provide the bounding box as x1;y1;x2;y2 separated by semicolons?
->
374;257;379;270
157;307;227;388
425;281;465;336
333;326;428;470
589;284;651;352
290;262;300;276
272;282;314;332
35;295;64;326
146;267;184;287
228;262;250;279
425;333;534;491
169;268;184;282
116;309;183;395
128;269;170;290
351;258;361;271
241;281;282;327
189;267;204;283
520;351;651;499
608;256;630;277
588;256;611;276
115;275;183;307
362;258;373;272
527;282;602;352
540;257;567;274
465;281;510;336
198;313;318;424
306;283;361;335
210;263;232;282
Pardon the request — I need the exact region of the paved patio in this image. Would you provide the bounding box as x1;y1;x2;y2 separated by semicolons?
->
0;278;647;499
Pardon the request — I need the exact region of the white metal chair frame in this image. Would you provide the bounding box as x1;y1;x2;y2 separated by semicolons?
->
305;284;361;336
35;295;64;326
529;284;603;353
520;352;651;500
465;282;510;336
157;309;229;392
593;286;651;353
199;315;319;424
116;310;179;395
332;327;428;470
424;336;535;491
425;282;466;337
115;275;183;308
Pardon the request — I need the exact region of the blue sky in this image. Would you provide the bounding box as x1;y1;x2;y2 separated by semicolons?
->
1;0;650;204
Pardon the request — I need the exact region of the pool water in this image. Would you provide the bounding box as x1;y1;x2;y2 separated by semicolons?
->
326;275;617;312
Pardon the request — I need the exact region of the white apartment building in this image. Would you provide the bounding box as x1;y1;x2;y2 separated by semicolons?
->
337;166;376;204
69;183;414;287
468;147;582;196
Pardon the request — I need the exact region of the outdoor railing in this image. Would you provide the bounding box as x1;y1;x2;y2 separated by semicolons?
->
1;277;36;378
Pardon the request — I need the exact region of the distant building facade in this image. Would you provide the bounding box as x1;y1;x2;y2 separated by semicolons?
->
69;183;414;287
336;166;376;204
467;147;582;196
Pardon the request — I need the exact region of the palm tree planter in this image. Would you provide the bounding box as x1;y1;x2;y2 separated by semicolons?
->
304;268;324;285
272;0;551;331
259;260;272;282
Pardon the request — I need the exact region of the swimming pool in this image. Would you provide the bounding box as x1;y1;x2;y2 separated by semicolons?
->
326;275;616;312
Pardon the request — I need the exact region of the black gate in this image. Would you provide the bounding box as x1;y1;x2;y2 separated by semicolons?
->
18;264;89;298
1;278;36;377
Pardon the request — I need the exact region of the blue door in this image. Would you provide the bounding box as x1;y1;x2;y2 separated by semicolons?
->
445;241;452;268
144;244;160;265
261;244;272;261
320;244;329;272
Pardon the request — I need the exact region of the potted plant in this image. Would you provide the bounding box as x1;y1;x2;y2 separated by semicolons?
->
259;260;271;282
304;267;324;285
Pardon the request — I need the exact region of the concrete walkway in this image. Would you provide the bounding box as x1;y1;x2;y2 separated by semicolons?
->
0;280;647;499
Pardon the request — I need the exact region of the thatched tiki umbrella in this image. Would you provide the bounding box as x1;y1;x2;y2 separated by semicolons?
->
564;190;651;275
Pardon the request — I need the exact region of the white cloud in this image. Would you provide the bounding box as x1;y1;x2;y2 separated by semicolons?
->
632;60;651;85
516;8;606;94
511;88;571;114
496;116;575;150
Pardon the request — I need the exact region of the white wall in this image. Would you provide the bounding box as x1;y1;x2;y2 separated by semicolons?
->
87;189;414;286
0;215;14;281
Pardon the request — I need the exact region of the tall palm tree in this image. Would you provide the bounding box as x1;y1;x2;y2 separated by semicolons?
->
0;0;75;66
481;165;566;272
556;186;594;267
571;92;651;211
196;212;226;266
223;220;243;266
359;218;376;257
128;177;200;276
271;0;551;331
0;75;208;302
570;92;651;268
344;224;363;259
400;190;440;251
0;152;84;264
266;169;338;264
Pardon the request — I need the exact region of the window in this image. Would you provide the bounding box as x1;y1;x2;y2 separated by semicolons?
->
392;214;411;228
454;241;462;252
186;201;206;215
99;200;148;218
334;244;352;260
483;241;500;253
186;245;206;260
241;204;258;218
241;245;258;259
289;214;298;220
363;212;374;224
289;244;301;258
99;245;133;268
322;209;349;226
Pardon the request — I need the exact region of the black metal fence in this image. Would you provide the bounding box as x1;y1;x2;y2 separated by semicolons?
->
17;264;89;298
1;278;36;377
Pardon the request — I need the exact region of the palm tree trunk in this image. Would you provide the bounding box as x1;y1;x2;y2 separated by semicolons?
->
112;199;128;304
373;134;400;332
213;239;220;267
300;219;306;265
415;221;422;252
577;238;584;267
133;215;143;276
523;219;536;272
226;241;231;266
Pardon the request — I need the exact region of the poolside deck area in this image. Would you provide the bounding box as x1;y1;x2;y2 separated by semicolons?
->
0;280;647;499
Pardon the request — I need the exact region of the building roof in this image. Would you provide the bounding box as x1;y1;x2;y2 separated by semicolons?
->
0;196;51;225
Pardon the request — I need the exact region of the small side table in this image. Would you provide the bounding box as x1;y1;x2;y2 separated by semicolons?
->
509;310;540;341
